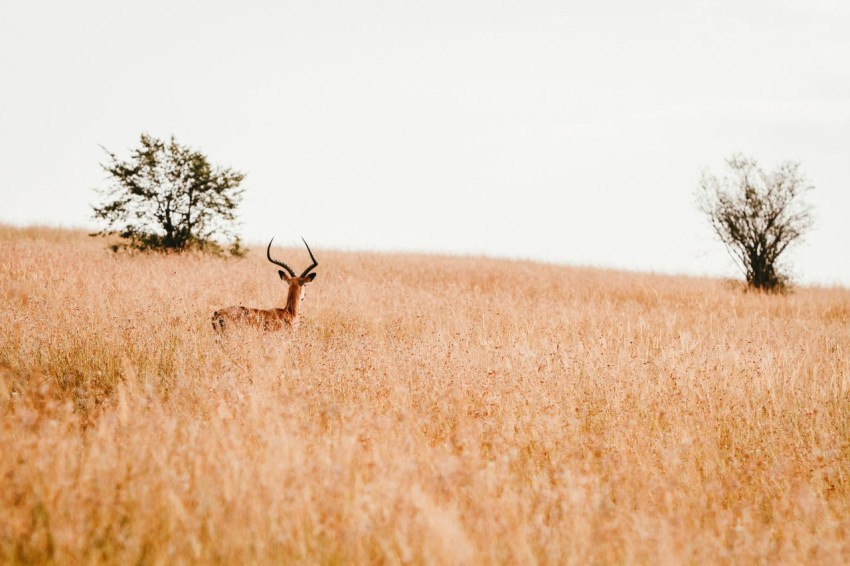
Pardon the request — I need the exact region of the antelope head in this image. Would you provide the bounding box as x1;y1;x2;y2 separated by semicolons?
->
266;237;319;310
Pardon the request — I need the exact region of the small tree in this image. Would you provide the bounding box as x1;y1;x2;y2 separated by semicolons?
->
92;133;246;254
697;154;814;291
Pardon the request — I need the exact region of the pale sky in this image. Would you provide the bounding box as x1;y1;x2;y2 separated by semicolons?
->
1;1;848;285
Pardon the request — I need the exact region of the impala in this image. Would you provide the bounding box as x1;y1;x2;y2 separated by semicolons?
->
212;237;318;332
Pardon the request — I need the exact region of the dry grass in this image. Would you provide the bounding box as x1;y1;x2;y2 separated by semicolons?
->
1;225;849;564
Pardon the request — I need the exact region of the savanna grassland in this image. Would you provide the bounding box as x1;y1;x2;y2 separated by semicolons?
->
1;225;849;564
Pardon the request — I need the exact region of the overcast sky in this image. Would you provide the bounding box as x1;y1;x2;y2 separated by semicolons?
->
1;1;848;285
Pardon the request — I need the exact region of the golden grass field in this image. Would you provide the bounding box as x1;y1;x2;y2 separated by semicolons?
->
1;225;849;564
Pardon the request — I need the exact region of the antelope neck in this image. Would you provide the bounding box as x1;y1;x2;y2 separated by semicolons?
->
282;283;301;317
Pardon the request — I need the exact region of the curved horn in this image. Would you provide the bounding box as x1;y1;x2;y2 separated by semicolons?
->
300;237;318;277
267;238;296;277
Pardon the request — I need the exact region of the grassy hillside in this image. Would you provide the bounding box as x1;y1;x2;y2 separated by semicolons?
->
1;225;849;564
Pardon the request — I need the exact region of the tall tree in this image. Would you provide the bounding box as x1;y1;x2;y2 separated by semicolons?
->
697;154;814;291
92;134;245;254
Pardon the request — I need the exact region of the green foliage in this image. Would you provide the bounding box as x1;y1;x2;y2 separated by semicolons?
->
697;154;814;292
92;133;246;254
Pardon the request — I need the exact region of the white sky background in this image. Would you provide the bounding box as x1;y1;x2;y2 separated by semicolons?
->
1;1;848;285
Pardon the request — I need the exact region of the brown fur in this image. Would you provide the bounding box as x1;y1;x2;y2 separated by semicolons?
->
212;273;315;332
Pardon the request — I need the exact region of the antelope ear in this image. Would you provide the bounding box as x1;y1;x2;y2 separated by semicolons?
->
279;270;291;281
304;272;317;282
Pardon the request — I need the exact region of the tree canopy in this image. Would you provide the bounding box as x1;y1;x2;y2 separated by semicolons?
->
697;154;814;291
92;134;245;254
